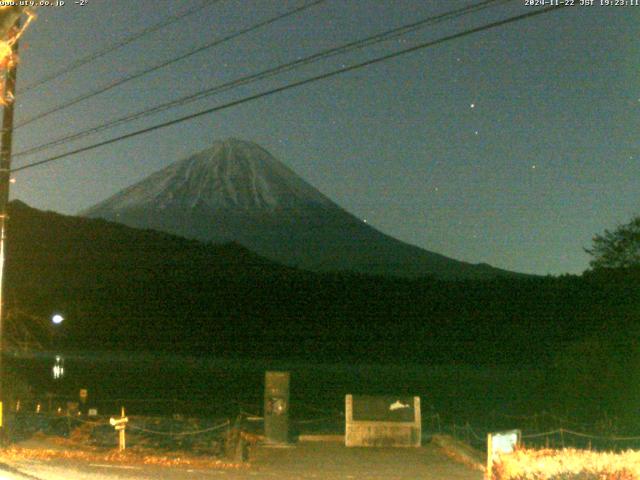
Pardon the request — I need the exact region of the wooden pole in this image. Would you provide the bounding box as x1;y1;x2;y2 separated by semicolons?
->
119;406;126;451
0;21;19;442
486;433;493;480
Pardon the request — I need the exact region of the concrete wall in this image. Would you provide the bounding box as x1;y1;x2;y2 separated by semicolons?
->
345;395;421;447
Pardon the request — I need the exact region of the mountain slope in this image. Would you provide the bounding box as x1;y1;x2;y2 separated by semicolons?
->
82;138;522;279
5;200;636;365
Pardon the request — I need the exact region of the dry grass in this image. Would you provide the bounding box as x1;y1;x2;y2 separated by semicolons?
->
493;448;640;479
0;432;247;470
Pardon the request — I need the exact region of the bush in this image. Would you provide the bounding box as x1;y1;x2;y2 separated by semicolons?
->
493;448;640;479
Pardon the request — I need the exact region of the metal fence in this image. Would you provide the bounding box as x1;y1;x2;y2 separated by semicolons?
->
8;396;640;454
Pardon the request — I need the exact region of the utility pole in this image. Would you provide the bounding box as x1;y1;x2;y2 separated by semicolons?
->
0;19;19;441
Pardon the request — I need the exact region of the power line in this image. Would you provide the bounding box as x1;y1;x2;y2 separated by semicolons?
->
14;0;509;158
19;0;219;94
14;0;327;129
11;4;568;174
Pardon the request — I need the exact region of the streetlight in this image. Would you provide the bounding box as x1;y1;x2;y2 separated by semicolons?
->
50;314;64;380
52;355;64;380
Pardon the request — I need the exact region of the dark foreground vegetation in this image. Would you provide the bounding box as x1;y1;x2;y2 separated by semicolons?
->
4;201;640;428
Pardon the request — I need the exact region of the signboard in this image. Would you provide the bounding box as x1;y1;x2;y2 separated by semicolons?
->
352;395;416;422
491;429;520;455
110;408;129;451
264;371;290;444
487;430;521;479
345;394;421;447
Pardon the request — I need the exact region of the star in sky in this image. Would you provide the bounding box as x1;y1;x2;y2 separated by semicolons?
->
13;0;638;276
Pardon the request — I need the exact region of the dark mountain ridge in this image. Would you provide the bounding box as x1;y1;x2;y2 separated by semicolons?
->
5;200;638;367
82;138;525;280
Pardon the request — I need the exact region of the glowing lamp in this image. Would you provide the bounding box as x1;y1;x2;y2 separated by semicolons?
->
52;355;64;380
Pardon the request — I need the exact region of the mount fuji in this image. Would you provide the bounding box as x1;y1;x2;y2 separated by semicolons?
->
82;138;519;279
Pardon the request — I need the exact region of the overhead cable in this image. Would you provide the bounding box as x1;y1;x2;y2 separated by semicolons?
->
11;4;568;174
20;0;220;94
14;0;327;129
14;0;508;157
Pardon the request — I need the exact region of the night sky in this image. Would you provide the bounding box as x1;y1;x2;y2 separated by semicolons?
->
8;0;639;275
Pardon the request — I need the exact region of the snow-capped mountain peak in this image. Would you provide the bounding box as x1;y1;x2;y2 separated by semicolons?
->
86;138;333;214
82;138;520;279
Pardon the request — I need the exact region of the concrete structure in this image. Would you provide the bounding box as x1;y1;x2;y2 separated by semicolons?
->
345;394;421;447
264;371;290;444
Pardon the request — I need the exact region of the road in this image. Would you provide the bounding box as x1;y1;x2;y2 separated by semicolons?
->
0;441;483;480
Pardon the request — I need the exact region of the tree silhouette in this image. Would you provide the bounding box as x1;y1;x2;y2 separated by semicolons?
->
586;216;640;270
